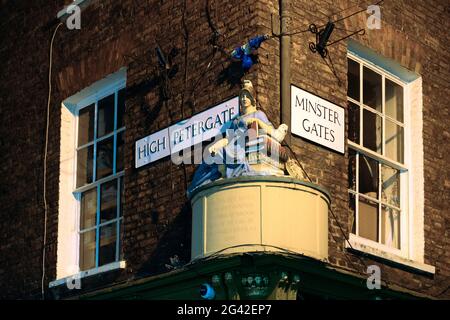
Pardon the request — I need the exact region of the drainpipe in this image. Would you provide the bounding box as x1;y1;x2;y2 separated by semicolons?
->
280;0;291;144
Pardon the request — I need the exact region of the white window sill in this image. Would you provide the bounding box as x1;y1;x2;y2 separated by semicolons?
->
345;234;435;275
49;261;126;288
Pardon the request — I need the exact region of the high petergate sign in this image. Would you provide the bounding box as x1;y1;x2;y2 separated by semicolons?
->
135;96;239;168
291;85;345;154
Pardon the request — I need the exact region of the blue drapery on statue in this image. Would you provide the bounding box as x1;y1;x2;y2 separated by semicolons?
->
187;110;274;198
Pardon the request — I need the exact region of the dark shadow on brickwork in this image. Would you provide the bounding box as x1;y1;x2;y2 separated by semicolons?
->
126;46;179;127
126;74;176;128
217;60;247;88
216;54;260;88
136;202;192;277
127;83;161;129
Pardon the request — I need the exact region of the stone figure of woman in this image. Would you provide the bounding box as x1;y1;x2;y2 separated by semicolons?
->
187;80;288;197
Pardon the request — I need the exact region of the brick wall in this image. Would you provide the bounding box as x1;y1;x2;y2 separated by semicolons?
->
0;0;65;299
0;0;448;299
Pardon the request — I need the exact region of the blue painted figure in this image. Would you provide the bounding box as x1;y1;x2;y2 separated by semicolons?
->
231;35;270;70
187;80;288;198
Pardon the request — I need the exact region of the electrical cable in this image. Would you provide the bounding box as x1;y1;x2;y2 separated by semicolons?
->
184;243;374;292
333;25;364;33
327;218;369;281
181;0;189;116
187;47;220;105
168;243;305;286
280;136;372;281
123;53;153;68
275;27;311;37
281;141;313;183
205;0;223;44
179;0;192;197
205;243;303;260
326;28;365;47
436;285;450;298
186;0;234;108
281;136;372;277
280;0;385;37
332;0;384;25
328;205;369;271
183;243;316;269
42;21;63;300
322;52;342;85
329;0;381;19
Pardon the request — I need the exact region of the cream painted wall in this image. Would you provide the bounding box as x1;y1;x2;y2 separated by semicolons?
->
408;77;425;263
56;103;80;280
190;178;330;262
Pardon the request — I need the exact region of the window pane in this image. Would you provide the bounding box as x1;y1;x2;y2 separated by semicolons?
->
97;94;115;138
100;180;117;224
116;131;124;172
385;120;404;163
358;196;379;242
80;230;96;271
385;79;404;123
359;155;379;199
381;165;400;207
77;145;94;187
78;104;95;146
363;67;382;111
348;149;357;191
80;188;97;229
348;102;360;143
347;58;360;101
381;206;400;249
96;137;114;179
363;109;382;154
99;222;117;266
117;88;126;129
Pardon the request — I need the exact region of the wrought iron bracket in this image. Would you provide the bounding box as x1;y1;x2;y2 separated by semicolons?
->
308;22;365;58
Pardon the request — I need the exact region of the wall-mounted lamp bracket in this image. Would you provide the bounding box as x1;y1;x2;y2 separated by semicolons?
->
308;22;335;58
308;22;365;58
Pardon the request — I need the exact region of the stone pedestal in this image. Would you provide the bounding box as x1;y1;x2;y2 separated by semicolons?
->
190;176;330;262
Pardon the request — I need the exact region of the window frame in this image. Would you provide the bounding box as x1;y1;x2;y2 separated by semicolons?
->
73;82;126;272
347;52;410;258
